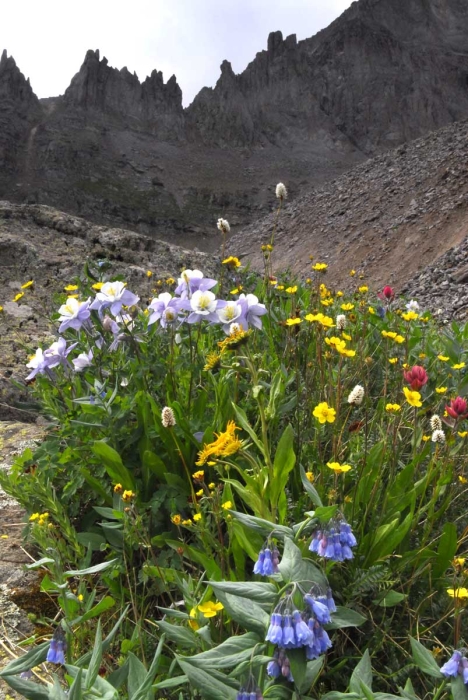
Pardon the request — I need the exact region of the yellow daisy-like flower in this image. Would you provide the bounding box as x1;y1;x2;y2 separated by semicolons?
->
193;513;202;522
198;601;224;618
196;489;204;497
64;284;79;292
305;472;315;482
349;270;356;277
436;387;447;394
342;332;352;341
422;435;431;442
386;403;401;412
459;475;468;484
230;287;243;295
276;285;285;291
92;282;104;290
452;363;466;370
368;307;376;315
458;431;468;438
13;292;24;302
325;336;346;351
337;347;356;358
166;277;175;285
394;335;405;344
286;318;302;326
221;501;232;510
171;514;182;525
304;313;334;328
336;291;344;297
419;353;426;359
182;519;193;526
146;270;153;278
382;330;397;339
114;483;123;493
222;256;241;268
358;286;368;293
403;387;422;407
326;461;352;473
388;357;398;364
196;421;242;466
341;303;354;311
192;470;204;480
313;402;336;424
320;299;334;307
447;588;468;599
402;311;419;322
312;263;328;272
204;351;223;372
0;306;3;312
261;244;273;252
21;280;34;289
285;285;297;294
29;513;40;522
122;489;135;502
208;482;216;489
438;355;449;362
454;558;466;567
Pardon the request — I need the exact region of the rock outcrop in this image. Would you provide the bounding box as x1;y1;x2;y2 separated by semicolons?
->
0;0;468;243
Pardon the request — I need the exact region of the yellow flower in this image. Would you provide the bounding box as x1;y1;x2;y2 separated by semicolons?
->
221;501;232;510
64;284;79;292
0;535;8;539
122;490;135;502
358;286;368;293
454;558;466;567
196;489;204;497
13;292;24;302
193;513;202;522
29;513;40;522
341;303;354;311
453;363;466;370
337;347;356;358
270;279;278;286
336;291;344;297
208;482;215;489
182;519;193;525
422;435;431;442
402;362;410;370
447;588;468;599
261;244;273;252
193;470;204;480
21;280;34;289
402;311;419;321
313;402;336;424
204;351;223;372
403;387;422;407
305;278;312;284
305;472;315;482
196;421;241;465
342;332;352;341
386;403;401;412
222;256;241;268
382;331;397;339
286;318;302;326
459;475;468;484
0;306;3;312
304;313;334;328
326;461;352;473
146;270;153;277
419;353;426;359
92;282;104;290
438;355;449;362
171;514;182;525
388;357;398;364
77;594;84;602
368;307;375;315
458;431;468;438
166;277;175;285
230;287;242;295
319;283;331;298
285;285;297;294
114;483;123;493
198;601;224;618
276;285;285;291
320;299;334;306
312;262;328;272
349;270;356;277
394;335;405;344
436;387;447;394
325;336;346;351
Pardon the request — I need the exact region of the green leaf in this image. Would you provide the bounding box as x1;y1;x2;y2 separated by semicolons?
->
433;522;458;578
76;605;129;667
128;636;164;700
128;653;147;699
271;424;296;515
214;591;269;636
157;620;198;648
373;591;407;608
228;510;293;538
278;538;326;587
209;580;278;604
300;467;323;507
231;404;266;457
452;676;468;700
80;468;113;505
153;675;188;690
76;532;107;550
142;449;167;480
176;659;238;700
287;647;307;692
64;559;117;577
409;637;443;678
349;650;373;694
187;633;264;669
75;596;115;624
1;674;51;700
300;657;324;693
0;641;49;677
92;441;135;490
68;668;82;700
314;506;339;522
25;557;55;570
86;620;102;689
326;607;367;629
165;540;222;580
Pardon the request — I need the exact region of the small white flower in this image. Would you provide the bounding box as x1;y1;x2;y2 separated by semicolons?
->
120;377;129;387
406;300;420;312
276;182;288;200
217;302;242;325
336;314;346;331
175;333;182;345
348;385;365;406
161;406;176;428
430;414;442;431
190;290;217;315
26;348;45;369
431;429;445;444
217;218;230;234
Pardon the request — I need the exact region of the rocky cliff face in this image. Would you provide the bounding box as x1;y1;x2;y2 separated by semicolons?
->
1;0;468;245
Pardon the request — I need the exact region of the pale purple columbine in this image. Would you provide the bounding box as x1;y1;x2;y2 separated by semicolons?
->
44;337;78;369
46;628;66;665
72;349;93;372
148;292;184;328
309;518;357;561
217;301;243;333
175;269;217;299
183;290;226;324
253;545;280;576
57;297;92;333
406;299;420;312
441;651;468;682
26;348;47;380
90;281;139;316
237;293;267;330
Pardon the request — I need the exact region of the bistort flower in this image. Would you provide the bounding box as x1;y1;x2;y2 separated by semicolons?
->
348;385;364;406
161;406;176;428
276;182;288;200
217;218;230;234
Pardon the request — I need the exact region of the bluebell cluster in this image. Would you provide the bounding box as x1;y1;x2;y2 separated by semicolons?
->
266;589;335;669
46;628;66;665
253;543;280;576
441;650;468;682
236;687;263;699
309;518;357;561
267;649;294;682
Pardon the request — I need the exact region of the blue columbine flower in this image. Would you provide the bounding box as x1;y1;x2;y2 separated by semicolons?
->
266;612;284;645
441;650;463;677
46;628;66;665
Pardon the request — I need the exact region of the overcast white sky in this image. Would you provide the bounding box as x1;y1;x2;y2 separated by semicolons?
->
1;0;354;106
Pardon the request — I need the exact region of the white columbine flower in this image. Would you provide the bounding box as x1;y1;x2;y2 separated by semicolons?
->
276;182;288;200
217;301;242;329
217;218;230;234
336;314;346;330
406;299;420;312
190;290;217;315
348;385;365;406
430;414;442;431
431;429;445;444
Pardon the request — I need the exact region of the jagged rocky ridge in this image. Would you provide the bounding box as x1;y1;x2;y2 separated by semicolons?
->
1;0;468;243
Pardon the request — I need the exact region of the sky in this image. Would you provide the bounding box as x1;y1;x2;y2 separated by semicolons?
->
1;0;354;106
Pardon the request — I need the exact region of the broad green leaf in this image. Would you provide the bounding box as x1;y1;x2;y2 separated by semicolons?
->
452;676;468;700
86;620;102;689
187;633;264;669
76;596;115;624
153;675;188;690
409;637;443;678
300;467;323;507
76;605;129;666
1;674;52;700
0;641;49;677
326;607;367;629
76;532;107;550
278;537;304;583
68;668;82;700
299;657;324;693
128;653;147;699
131;636;165;700
349;650;373;694
433;522;458;578
25;557;55;570
229;511;293;538
176;659;238;700
214;591;269;636
271;424;296;512
92;441;134;490
165;540;222;580
287;647;307;691
157;620;198;648
64;559;117;577
373;591;407;608
209;580;277;604
231;403;266;456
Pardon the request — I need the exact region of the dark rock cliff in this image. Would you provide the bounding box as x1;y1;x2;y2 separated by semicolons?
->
1;0;468;245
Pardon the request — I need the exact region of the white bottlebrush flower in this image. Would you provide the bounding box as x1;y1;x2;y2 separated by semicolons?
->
431;429;445;444
161;406;176;428
190;290;217;315
336;314;346;330
406;299;420;312
348;385;365;406
217;218;230;234
276;182;288;200
430;414;442;431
